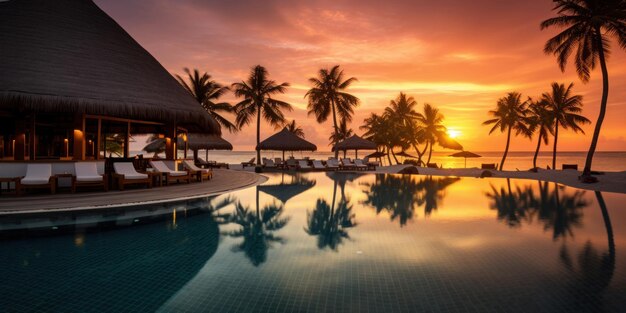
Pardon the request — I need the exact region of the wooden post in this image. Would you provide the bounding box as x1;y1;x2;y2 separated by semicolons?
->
95;118;101;160
73;114;86;160
29;114;36;160
165;124;177;160
14;118;26;160
124;121;130;158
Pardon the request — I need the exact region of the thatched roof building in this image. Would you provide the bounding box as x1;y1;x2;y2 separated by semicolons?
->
257;128;317;152
0;0;219;160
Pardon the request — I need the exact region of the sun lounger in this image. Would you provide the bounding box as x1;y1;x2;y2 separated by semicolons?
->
274;158;283;168
354;159;369;171
297;160;312;170
341;158;356;170
183;159;213;181
241;158;255;167
73;162;107;192
312;160;326;170
17;163;56;195
112;162;152;191
326;158;340;170
286;158;298;169
263;158;277;168
149;160;191;185
363;157;380;167
481;163;497;170
427;163;440;169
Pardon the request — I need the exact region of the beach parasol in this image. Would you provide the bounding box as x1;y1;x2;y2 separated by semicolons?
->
449;150;481;168
258;174;316;204
332;135;377;158
257;127;317;160
437;133;463;151
395;151;418;159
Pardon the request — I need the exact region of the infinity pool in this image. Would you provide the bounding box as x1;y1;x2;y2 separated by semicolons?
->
1;172;624;312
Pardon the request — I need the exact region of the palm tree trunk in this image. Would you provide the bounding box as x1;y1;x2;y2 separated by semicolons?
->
552;122;559;170
256;105;261;165
385;147;392;165
391;149;399;164
426;140;434;164
499;126;512;171
532;132;542;169
331;100;340;159
595;191;616;275
255;187;260;217
583;31;609;178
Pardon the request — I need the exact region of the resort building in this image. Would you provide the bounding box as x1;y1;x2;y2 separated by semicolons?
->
0;0;220;162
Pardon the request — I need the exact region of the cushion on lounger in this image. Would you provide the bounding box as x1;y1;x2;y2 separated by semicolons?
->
21;164;52;185
20;177;50;185
76;175;103;182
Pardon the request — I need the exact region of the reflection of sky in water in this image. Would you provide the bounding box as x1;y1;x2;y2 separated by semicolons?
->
1;172;625;312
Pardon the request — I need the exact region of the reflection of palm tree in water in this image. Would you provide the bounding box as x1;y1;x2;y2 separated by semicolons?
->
224;188;289;266
305;179;357;251
532;181;586;240
558;191;615;312
485;178;534;227
362;174;458;227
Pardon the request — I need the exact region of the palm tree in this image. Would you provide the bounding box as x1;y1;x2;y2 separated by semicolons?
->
384;92;421;127
541;82;590;169
305;65;359;158
416;103;447;164
285;119;305;138
328;119;353;151
233;65;292;165
541;0;626;179
483;92;532;170
527;100;554;170
175;68;237;132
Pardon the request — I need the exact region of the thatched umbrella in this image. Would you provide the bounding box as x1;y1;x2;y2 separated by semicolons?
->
0;0;219;134
143;134;232;159
257;127;317;161
449;151;481;168
332;135;377;158
258;173;316;204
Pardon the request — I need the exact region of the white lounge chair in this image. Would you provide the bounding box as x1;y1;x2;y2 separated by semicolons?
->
297;160;312;170
149;160;191;185
341;158;356;169
241;158;255;167
286;158;298;169
183;159;213;181
354;159;369;171
312;160;326;170
18;163;55;195
73;162;107;192
263;158;277;168
326;158;340;170
112;162;152;190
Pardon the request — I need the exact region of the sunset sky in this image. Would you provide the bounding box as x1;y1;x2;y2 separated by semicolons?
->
96;0;626;152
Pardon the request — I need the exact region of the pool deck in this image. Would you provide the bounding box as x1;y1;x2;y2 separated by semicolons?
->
0;169;264;215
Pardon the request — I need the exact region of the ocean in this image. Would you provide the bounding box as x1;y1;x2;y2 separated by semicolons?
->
139;150;626;172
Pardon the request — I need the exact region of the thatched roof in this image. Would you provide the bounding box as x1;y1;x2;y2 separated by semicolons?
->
0;0;220;134
143;134;232;153
332;135;377;152
256;127;317;152
187;134;233;151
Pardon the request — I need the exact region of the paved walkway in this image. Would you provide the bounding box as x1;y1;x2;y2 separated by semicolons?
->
0;169;264;214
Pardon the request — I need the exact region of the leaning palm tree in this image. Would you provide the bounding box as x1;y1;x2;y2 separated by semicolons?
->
483;92;532;170
384;92;421;127
285;119;305;138
305;65;359;157
415;103;446;164
175;68;237;132
541;82;590;169
527;99;554;170
541;0;626;180
233;65;292;165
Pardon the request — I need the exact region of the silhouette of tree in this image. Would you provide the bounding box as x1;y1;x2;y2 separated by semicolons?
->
485;179;534;227
483;92;532;170
541;82;590;169
285;119;305;138
416;103;447;164
233;65;292;165
541;0;626;178
527;99;554;169
175;68;237;132
306;65;359;158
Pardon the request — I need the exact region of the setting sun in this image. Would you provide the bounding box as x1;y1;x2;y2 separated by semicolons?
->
447;129;461;139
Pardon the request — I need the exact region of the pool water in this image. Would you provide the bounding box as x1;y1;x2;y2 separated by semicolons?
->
1;172;625;312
